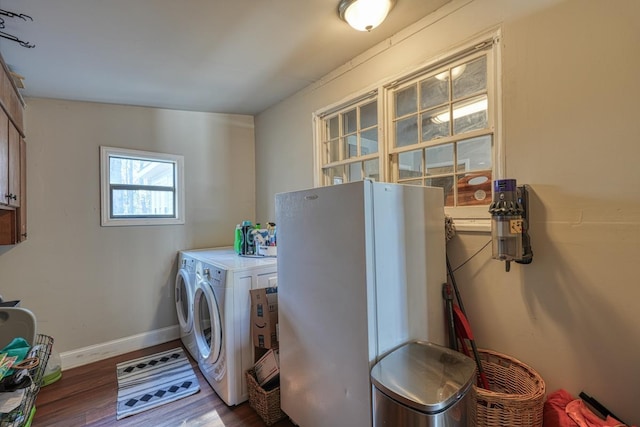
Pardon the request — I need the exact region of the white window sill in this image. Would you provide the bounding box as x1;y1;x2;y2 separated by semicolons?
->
452;218;491;233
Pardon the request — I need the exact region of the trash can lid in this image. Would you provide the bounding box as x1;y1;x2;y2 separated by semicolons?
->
370;341;477;413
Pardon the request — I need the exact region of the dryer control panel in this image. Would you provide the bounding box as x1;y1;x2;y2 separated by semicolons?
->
204;266;227;287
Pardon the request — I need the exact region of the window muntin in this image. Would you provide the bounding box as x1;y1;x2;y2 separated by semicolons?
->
319;97;380;186
100;146;185;226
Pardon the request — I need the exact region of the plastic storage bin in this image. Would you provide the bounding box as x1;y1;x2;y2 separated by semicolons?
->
0;307;37;348
371;341;477;427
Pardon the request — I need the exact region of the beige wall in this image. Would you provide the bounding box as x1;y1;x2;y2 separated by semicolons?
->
256;0;640;423
0;99;255;352
0;0;636;422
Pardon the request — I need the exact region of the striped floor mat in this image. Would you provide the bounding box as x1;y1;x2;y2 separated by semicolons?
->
116;347;200;420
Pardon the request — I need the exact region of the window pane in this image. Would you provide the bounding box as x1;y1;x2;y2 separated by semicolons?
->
395;85;417;117
427;176;455;207
345;135;357;159
111;189;175;217
453;95;488;135
420;75;448;110
361;128;378;155
436;64;467;82
457;135;492;172
453;56;487;100
399;150;422;179
364;159;379;181
395;116;418;147
455;172;492;206
343;109;357;134
328;116;339;139
327;139;339;162
325;166;344;185
360;101;377;129
402;179;423;186
109;157;174;186
426;144;454;175
349;163;361;182
421;108;450;142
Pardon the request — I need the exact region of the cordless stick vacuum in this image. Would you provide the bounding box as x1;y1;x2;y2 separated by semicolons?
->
488;179;533;272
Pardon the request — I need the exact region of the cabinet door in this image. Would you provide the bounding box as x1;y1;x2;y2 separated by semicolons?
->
1;67;22;136
0;108;7;206
7;122;19;207
256;271;278;289
0;209;16;244
17;136;26;241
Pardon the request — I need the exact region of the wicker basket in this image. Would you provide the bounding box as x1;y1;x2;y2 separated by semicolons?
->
473;349;545;427
245;368;287;426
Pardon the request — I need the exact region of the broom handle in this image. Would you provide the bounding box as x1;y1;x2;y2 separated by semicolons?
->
579;392;626;425
447;254;490;389
442;283;458;351
446;255;467;316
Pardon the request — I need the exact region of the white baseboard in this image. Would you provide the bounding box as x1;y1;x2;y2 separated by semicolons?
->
60;325;180;370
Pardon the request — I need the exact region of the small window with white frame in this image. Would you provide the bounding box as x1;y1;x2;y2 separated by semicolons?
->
100;146;185;226
314;30;501;230
315;92;383;186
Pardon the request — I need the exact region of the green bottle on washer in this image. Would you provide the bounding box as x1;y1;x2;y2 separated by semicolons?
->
234;224;243;254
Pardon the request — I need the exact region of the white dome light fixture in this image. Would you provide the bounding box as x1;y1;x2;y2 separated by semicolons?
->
338;0;396;32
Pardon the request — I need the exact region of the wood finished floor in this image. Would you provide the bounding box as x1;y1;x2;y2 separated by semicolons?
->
32;340;296;427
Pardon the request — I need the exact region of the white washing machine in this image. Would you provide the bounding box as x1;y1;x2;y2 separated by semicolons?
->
190;247;277;406
175;251;199;360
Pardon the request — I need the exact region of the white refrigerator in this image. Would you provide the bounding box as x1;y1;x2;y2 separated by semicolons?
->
275;180;446;427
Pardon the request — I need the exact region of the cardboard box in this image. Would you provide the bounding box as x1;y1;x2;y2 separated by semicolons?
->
250;287;278;349
254;348;280;387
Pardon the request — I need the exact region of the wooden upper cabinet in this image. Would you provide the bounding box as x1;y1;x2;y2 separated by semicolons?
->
0;52;26;244
0;108;8;205
0;65;23;136
0;108;20;208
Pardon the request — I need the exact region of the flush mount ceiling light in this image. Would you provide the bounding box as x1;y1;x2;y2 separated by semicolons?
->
338;0;396;32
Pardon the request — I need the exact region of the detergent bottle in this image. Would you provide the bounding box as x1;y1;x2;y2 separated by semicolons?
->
242;221;254;255
234;224;243;254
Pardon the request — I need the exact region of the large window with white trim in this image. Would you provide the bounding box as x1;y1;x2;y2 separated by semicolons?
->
389;51;494;207
100;146;185;226
314;32;500;225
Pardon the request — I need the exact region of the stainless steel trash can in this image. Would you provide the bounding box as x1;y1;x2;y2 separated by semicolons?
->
371;341;477;427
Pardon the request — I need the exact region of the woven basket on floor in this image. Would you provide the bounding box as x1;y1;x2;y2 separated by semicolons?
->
473;349;545;427
245;368;287;426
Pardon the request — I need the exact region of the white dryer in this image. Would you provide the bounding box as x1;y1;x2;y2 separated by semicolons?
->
190;247;277;406
193;261;229;402
175;251;198;360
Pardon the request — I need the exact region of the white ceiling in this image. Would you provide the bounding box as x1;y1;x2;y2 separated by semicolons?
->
0;0;451;115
